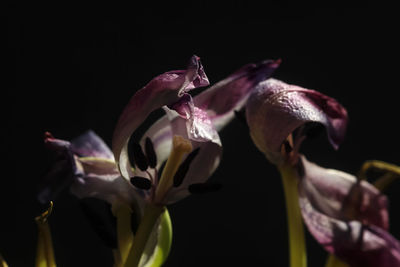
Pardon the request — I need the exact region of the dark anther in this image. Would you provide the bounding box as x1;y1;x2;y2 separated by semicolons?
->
79;198;117;249
188;182;222;194
145;137;157;168
283;140;293;153
130;176;152;190
173;148;200;187
131;142;148;171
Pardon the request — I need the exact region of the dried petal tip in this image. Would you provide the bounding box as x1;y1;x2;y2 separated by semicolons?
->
35;201;54;224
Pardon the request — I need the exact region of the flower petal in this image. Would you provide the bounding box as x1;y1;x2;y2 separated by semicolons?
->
299;188;400;267
140;59;280;171
70;157;142;207
112;55;209;179
39;132;83;204
298;157;398;267
246;78;348;164
194;59;280;131
299;156;389;230
71;130;114;160
163;114;222;204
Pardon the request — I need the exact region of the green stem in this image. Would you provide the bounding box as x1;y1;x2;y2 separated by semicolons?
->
279;165;307;267
325;254;349;267
124;204;164;267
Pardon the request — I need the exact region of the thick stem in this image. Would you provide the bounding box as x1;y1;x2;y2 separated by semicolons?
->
124;204;164;267
325;254;349;267
114;204;134;267
279;165;307;267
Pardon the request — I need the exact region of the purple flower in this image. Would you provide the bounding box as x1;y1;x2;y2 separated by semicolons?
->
245;78;348;165
299;156;400;267
111;55;280;205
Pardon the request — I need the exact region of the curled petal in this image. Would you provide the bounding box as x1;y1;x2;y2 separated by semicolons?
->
140;58;280;170
299;156;389;230
300;189;400;267
246;79;348;164
298;157;398;267
39;133;83;204
112;56;209;179
71;130;114;160
194;59;280;131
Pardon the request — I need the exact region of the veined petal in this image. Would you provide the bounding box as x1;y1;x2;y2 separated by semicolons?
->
246;79;348;164
194;59;280;131
299;156;389;230
298;157;397;267
71;130;114;160
139;59;280;171
300;191;400;267
112;55;209;180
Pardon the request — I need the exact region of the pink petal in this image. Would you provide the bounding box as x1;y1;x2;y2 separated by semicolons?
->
246;79;348;164
112;55;209;179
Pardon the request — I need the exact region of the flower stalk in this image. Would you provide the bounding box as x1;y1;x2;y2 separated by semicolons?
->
124;204;165;267
325;254;349;267
279;165;307;267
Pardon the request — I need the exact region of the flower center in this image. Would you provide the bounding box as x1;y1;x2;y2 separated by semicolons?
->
154;135;192;203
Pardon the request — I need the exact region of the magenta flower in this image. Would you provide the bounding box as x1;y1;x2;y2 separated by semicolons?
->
245;78;348;165
245;78;400;267
111;55;280;206
299;156;400;267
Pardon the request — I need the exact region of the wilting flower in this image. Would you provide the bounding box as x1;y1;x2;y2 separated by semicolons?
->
41;55;279;266
42;131;171;267
245;78;348;166
111;55;280;206
245;78;348;267
298;156;400;267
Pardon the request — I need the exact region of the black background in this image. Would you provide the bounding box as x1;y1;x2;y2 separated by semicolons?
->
4;2;399;267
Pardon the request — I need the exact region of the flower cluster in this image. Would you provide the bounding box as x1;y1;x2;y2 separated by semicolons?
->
2;55;398;267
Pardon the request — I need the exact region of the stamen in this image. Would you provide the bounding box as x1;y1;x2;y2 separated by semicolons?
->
188;183;222;194
154;135;192;203
131;143;148;171
145;137;157;168
173;148;200;187
130;176;152;190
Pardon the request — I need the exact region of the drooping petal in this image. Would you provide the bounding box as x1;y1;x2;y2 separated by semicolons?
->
246;78;348;164
299;156;389;230
300;191;400;267
194;59;281;131
298;157;398;267
112;55;209;180
71;130;114;160
140;59;280;170
70;157;142;207
39;132;83;204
